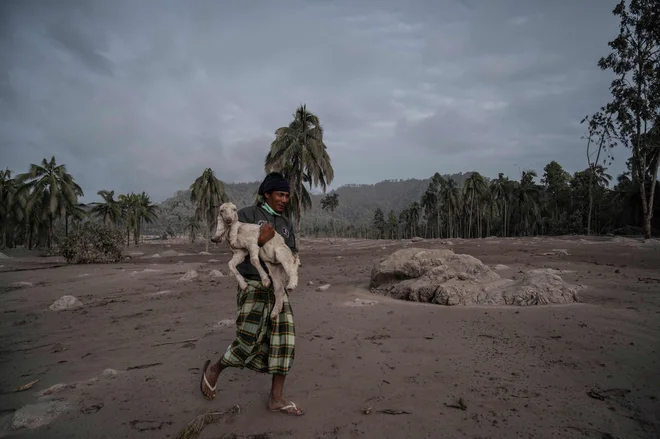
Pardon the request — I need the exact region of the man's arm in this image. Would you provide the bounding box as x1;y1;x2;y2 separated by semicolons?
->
239;206;275;247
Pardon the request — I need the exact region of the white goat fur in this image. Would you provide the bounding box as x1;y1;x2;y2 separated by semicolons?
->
212;202;300;320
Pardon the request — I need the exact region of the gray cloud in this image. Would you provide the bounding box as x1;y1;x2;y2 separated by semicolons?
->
0;0;624;202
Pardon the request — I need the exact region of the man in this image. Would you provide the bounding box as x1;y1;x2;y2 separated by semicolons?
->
200;172;304;416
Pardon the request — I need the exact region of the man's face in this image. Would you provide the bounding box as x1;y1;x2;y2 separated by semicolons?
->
265;191;290;213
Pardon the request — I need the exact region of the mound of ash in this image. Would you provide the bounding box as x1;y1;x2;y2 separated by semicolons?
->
369;248;580;306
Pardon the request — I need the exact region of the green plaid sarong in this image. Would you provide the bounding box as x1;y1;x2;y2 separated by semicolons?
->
219;279;296;375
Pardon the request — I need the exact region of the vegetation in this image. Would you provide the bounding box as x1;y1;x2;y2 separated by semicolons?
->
4;3;660;256
264;104;335;237
0;157;160;258
320;192;339;238
59;221;125;264
189;168;228;253
597;0;660;238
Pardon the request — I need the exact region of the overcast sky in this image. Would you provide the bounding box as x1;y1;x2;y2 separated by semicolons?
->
1;0;624;202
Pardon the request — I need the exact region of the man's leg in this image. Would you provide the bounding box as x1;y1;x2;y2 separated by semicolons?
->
201;360;225;399
201;280;270;399
268;374;304;415
265;264;303;415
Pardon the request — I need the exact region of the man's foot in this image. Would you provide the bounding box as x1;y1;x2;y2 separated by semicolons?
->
200;360;218;400
268;399;304;416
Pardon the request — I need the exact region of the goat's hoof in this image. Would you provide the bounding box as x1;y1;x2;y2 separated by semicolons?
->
261;278;271;288
239;282;248;291
286;282;297;291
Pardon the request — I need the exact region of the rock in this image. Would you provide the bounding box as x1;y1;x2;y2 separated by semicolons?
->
12;401;68;430
176;260;184;265
128;251;144;257
162;250;178;257
529;268;575;275
0;252;10;259
147;290;174;297
307;281;314;286
199;251;212;255
101;368;119;378
209;269;224;278
493;264;510;271
142;268;162;273
343;298;378;307
207;259;220;263
541;249;570;256
316;284;331;292
369;248;580;306
411;236;424;242
49;295;83;311
504;272;581;305
151;253;161;258
213;319;234;328
180;270;198;281
446;241;454;245
38;383;70;397
11;281;33;288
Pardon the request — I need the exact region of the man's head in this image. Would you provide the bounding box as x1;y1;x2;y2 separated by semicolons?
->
258;172;290;213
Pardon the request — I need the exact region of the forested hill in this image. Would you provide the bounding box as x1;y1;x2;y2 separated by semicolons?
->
154;172;473;236
302;172;473;225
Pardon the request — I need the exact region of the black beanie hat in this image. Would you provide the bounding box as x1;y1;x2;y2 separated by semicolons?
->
258;172;290;196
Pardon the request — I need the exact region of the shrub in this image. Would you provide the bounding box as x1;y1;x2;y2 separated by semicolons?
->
59;222;125;264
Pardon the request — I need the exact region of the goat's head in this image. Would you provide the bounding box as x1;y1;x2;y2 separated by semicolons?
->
210;202;238;243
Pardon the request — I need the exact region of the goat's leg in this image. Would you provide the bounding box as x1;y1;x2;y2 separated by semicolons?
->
265;262;286;320
248;244;271;288
228;250;249;291
276;248;299;292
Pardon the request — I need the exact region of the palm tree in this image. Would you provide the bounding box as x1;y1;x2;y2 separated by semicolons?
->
407;201;421;237
190;168;228;253
90;190;122;226
186;216;201;243
264;104;334;239
420;183;438;238
490;173;510;237
15;156;83;248
517;170;541;236
118;193;138;247
134;192;159;244
0;168;20;248
463;172;487;238
439;178;460;238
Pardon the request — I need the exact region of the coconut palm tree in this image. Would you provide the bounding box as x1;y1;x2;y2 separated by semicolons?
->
118;193;138;247
15;156;83;248
463;172;487;238
264;104;334;238
91;190;122;226
0;168;21;248
420;182;438;238
439;178;461;238
190;168;228;253
135;192;159;244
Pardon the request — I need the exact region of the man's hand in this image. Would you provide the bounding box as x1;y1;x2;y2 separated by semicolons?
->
258;223;275;247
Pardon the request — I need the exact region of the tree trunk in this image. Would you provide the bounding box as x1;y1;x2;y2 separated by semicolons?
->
48;216;53;249
587;168;594;236
639;147;660;238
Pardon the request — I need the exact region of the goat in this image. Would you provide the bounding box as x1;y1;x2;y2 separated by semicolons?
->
210;202;300;320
